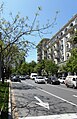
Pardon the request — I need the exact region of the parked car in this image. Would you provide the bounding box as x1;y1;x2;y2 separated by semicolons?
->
58;77;66;84
25;75;30;79
47;76;60;85
43;76;48;81
64;75;77;88
11;75;21;82
30;73;38;80
35;76;46;84
19;75;26;80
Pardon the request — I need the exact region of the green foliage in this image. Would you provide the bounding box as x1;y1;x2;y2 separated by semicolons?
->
12;60;37;75
70;30;77;44
34;62;43;75
0;82;9;119
65;48;77;73
34;59;58;76
73;30;77;44
0;3;59;77
19;62;29;74
44;59;58;75
12;59;58;76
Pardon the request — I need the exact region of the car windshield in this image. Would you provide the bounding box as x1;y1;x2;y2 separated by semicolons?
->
36;76;43;79
32;75;37;77
52;77;56;80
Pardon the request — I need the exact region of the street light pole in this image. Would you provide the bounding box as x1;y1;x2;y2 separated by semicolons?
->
0;32;4;83
0;32;2;81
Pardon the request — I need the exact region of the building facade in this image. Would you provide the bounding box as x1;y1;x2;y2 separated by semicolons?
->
37;38;50;62
37;14;77;66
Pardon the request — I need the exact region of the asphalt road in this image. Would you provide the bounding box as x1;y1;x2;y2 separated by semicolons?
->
11;79;77;119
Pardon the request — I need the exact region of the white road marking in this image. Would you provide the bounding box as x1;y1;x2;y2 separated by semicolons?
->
19;113;77;119
38;88;77;107
23;81;77;107
47;83;77;93
34;96;49;110
73;95;77;98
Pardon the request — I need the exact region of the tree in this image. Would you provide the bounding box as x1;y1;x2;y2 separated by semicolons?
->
34;59;58;76
34;61;45;75
12;60;37;75
65;48;77;74
73;30;77;44
44;59;58;76
28;61;37;75
70;30;77;46
0;3;59;83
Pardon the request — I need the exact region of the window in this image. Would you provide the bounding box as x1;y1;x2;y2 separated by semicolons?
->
75;18;77;23
67;53;70;58
66;43;69;48
73;78;76;81
61;32;63;36
57;36;58;39
70;23;73;27
65;28;67;32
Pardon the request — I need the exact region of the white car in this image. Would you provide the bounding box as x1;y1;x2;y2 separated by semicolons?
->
58;77;66;84
64;75;77;88
35;76;46;83
30;73;38;80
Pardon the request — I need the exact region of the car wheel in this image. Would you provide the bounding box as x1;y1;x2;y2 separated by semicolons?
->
66;83;69;88
47;81;49;83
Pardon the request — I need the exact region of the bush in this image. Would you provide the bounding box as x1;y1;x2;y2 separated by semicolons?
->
0;82;9;119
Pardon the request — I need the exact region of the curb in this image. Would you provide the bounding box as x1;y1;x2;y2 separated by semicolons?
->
9;80;19;119
12;89;19;119
8;80;12;119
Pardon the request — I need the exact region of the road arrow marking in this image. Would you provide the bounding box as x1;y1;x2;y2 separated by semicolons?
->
34;96;49;110
73;95;77;98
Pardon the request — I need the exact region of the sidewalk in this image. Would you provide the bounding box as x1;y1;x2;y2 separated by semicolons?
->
7;79;19;119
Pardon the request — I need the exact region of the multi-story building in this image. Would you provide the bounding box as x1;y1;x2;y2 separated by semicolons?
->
37;14;77;66
37;38;50;62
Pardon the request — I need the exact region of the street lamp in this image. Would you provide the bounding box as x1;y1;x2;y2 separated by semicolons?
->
0;32;2;81
0;32;4;83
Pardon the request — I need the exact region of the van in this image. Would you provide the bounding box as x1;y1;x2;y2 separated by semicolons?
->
64;75;77;88
30;73;38;80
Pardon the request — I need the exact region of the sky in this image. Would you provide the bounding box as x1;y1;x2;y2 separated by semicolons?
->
0;0;77;63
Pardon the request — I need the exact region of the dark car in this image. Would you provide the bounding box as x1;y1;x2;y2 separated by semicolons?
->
25;75;30;79
47;76;60;85
11;75;21;82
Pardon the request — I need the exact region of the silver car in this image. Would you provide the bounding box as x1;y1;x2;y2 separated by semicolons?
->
35;76;46;84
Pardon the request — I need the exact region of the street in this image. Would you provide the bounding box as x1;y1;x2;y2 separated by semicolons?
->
11;79;77;119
